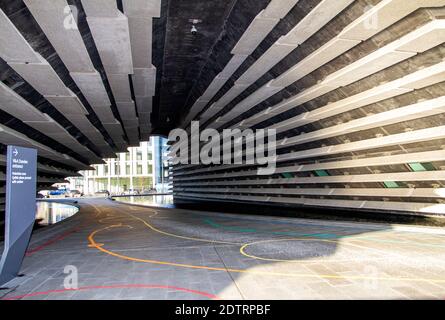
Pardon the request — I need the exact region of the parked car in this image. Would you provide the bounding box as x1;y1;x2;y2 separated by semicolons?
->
141;188;156;194
48;189;67;198
65;190;83;198
95;190;110;197
38;190;50;198
121;189;140;196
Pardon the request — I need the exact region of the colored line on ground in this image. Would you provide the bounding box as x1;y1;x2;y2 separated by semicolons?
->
204;218;445;249
119;200;445;239
240;238;359;263
204;218;342;238
87;224;445;285
122;207;405;262
125;211;238;245
2;284;219;300
26;228;78;256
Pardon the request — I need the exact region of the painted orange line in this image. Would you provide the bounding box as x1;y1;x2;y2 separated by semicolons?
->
87;225;445;284
125;211;238;245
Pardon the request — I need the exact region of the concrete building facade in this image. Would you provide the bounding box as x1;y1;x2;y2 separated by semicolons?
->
0;0;444;217
69;137;168;195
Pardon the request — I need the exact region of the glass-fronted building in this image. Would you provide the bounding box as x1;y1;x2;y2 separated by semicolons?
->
154;135;170;193
69;137;169;195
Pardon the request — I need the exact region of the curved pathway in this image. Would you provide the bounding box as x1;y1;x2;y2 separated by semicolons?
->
1;198;445;300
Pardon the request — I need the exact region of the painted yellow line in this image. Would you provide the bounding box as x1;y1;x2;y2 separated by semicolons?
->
95;203;445;283
99;216;119;224
125;211;239;246
90;203;104;217
239;237;414;264
87;225;445;284
149;212;158;218
123;208;401;262
239;238;388;263
120;205;409;264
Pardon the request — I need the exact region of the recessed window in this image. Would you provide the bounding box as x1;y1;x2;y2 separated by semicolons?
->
314;170;329;177
384;181;399;188
408;162;435;172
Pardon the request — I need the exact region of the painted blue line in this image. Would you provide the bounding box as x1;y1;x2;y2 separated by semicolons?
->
203;218;345;239
192;211;379;231
203;219;445;248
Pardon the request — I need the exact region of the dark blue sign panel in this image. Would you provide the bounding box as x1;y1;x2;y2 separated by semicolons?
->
0;146;37;286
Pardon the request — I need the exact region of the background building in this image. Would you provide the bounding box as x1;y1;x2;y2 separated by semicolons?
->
68;137;169;195
154;136;170;193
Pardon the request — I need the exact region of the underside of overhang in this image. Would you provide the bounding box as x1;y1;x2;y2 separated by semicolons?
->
0;0;445;217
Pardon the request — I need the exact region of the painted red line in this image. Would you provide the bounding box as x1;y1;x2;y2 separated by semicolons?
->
2;284;219;300
26;228;78;256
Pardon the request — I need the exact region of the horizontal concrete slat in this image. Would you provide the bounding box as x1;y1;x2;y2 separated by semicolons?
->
135;96;153;114
278;126;445;163
108;74;133;103
122;0;161;18
24;0;96;73
0;82;48;122
0;154;80;176
172;125;445;174
175;171;445;187
116;101;137;120
9;62;72;96
45;94;89;115
234;21;445;128
175;193;445;215
127;17;153;69
132;67;156;98
231;10;279;55
280;0;354;45
0;9;42;63
70;72;112;107
0;124;90;169
236;42;296;86
339;0;445;41
174;187;445;199
81;0;120;18
271;38;360;88
172;149;445;179
276;96;445;149
86;15;133;74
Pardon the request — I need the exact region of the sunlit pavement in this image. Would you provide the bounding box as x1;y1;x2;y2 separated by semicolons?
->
1;198;445;300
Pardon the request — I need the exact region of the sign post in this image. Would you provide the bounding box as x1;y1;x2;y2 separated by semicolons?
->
0;146;37;286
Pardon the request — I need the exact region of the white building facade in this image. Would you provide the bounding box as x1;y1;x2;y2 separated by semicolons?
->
69;137;169;195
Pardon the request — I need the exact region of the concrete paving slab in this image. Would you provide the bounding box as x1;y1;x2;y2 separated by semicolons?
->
1;198;444;300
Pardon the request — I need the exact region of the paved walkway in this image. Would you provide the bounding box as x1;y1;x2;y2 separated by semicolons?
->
1;198;445;300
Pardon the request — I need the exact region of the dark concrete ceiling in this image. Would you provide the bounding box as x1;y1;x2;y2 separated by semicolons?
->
151;0;270;134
